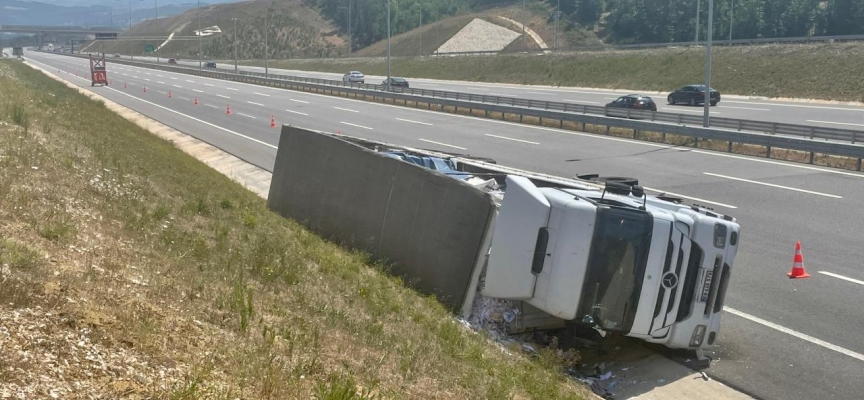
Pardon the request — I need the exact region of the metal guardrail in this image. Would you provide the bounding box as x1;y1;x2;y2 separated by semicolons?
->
52;52;864;170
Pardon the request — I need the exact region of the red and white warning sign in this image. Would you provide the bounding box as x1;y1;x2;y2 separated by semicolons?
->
89;54;108;87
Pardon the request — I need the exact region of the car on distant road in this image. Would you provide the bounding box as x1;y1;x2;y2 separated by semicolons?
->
668;85;721;106
343;71;365;84
113;54;121;58
604;95;657;117
168;58;177;64
204;61;217;69
382;77;409;88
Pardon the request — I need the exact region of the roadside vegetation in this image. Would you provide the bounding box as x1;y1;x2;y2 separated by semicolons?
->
0;60;592;398
261;42;864;102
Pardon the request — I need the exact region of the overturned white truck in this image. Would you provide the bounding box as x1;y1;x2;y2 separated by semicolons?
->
267;126;741;358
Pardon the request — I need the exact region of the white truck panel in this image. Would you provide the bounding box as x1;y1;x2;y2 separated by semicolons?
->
483;176;550;299
528;189;596;320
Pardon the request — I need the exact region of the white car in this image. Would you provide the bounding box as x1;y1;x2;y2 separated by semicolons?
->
342;71;365;84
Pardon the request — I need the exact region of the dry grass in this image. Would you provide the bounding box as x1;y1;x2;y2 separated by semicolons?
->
0;60;592;399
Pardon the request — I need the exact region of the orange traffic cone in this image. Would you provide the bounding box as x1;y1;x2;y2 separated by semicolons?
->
194;96;199;105
788;241;810;279
226;104;232;115
143;86;147;93
124;82;127;88
168;90;173;98
270;115;277;128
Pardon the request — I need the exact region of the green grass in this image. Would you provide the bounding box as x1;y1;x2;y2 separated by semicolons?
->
0;60;589;398
260;42;864;102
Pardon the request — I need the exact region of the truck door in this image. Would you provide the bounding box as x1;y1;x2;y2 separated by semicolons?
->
483;176;550;299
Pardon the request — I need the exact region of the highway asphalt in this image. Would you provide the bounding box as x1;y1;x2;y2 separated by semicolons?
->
27;51;864;400
118;54;864;133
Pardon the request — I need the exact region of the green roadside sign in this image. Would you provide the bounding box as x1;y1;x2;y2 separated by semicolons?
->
144;44;155;52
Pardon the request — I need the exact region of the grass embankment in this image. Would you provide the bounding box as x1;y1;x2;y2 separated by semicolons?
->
261;42;864;102
0;60;589;399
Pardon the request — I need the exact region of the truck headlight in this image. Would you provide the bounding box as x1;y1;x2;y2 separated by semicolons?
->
713;223;727;248
690;325;707;347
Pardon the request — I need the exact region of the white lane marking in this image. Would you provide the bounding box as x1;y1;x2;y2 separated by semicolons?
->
193;89;204;93
157;91;167;95
145;73;151;75
170;77;178;80
144;78;151;81
157;75;163;77
725;307;864;363
335;106;359;113
719;105;771;111
254;92;271;97
489;93;514;97
204;104;219;109
526;92;556;96
395;118;433;126
225;87;239;91
120;73;128;76
419;139;467;150
285;109;309;116
704;172;843;199
178;97;190;101
817;271;864;286
485;134;539;145
725;100;864;112
216;94;231;99
98;86;276;149
807;120;864;128
204;83;215;87
237;112;256;119
247;101;265;106
642;187;738;209
173;85;183;88
290;99;309;104
694;150;864;178
340;121;373;130
186;79;195;83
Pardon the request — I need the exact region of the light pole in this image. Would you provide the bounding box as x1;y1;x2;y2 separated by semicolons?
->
419;2;423;56
522;0;526;51
695;0;700;42
703;0;714;127
197;0;201;68
338;1;352;56
264;3;269;78
154;0;158;63
386;0;391;91
729;0;734;42
232;18;238;73
555;0;560;50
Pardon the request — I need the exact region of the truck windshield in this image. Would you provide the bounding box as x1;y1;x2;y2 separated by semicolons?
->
577;206;653;334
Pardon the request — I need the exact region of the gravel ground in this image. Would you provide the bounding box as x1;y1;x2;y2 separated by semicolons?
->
436;18;521;53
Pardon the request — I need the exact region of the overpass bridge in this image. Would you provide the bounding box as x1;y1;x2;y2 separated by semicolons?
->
0;25;122;45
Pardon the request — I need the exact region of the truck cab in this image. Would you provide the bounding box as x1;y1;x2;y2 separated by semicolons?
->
483;176;739;352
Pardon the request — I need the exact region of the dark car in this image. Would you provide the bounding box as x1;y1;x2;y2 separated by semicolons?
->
604;95;657;117
668;85;721;106
204;61;217;68
113;53;121;58
383;77;409;88
168;58;177;64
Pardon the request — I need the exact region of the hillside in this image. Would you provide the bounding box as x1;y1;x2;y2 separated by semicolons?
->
91;0;346;60
353;1;601;57
263;41;864;102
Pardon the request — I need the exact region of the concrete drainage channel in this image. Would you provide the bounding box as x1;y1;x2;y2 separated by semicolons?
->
52;51;864;172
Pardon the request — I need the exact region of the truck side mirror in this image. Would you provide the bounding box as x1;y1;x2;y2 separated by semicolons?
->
531;228;549;275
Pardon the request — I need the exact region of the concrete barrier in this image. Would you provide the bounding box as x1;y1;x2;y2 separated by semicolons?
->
267;126;497;310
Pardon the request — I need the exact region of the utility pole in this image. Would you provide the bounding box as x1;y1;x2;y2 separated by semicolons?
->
703;0;713;127
555;0;560;50
232;18;238;72
695;0;700;42
386;0;391;91
129;0;134;59
338;1;352;55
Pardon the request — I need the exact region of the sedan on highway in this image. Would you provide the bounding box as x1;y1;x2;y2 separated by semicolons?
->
113;54;121;58
604;95;657;118
668;85;721;106
382;77;409;88
168;58;178;64
343;71;365;84
204;61;217;69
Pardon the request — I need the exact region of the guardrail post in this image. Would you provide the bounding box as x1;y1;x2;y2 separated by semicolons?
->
809;152;814;164
662;132;667;142
728;141;733;152
853;131;857;144
545;101;550;110
606;126;610;135
809;127;814;139
766;146;772;158
678;114;683;125
519;114;523;123
582;122;586;131
559;119;563;128
633;129;638;138
737;120;742;131
771;123;777;135
857;158;862;171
